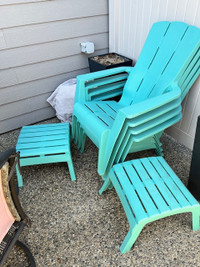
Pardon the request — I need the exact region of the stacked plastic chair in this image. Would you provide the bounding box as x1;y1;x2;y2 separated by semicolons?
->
72;21;200;178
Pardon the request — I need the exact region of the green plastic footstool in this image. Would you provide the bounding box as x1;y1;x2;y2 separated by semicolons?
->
99;156;200;253
16;123;76;187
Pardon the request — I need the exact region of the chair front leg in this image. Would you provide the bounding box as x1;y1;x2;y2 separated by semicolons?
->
99;178;112;195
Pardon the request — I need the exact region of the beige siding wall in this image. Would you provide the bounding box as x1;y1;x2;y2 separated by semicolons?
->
0;0;109;133
109;0;200;149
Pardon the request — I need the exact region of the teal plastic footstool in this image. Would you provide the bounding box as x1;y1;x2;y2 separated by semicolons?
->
16;123;76;187
99;157;200;253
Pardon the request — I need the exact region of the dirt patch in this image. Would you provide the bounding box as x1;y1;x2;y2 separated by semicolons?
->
92;53;129;66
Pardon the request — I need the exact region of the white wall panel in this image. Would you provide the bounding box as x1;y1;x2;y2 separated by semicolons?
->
109;0;200;149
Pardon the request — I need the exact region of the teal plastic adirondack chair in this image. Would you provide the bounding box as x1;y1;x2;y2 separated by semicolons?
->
72;21;200;178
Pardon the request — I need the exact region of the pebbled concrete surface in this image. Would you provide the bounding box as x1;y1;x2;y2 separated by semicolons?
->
1;118;199;267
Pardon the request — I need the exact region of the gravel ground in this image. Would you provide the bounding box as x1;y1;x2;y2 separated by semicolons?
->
1;118;200;267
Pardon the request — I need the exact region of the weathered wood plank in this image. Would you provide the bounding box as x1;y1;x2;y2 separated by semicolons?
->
0;68;89;105
0;48;108;88
0;0;44;5
0;91;57;121
0;107;55;133
1;48;108;88
0;0;107;28
1;15;108;50
0;33;108;70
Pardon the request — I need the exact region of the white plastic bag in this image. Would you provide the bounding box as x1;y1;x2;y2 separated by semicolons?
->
47;78;77;123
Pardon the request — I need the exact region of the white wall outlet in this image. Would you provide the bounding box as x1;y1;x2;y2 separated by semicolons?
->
80;42;95;54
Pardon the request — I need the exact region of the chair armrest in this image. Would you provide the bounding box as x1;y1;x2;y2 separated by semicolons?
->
119;85;182;119
75;66;134;103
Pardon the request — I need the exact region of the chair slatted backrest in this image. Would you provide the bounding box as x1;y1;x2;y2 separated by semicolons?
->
119;21;200;106
99;21;200;176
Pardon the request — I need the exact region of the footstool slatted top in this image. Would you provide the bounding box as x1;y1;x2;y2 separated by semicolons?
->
104;156;200;253
112;157;199;223
16;122;76;186
17;123;70;158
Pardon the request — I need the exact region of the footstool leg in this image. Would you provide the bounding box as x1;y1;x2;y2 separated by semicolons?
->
192;207;200;231
16;164;23;187
120;225;143;254
67;158;76;181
